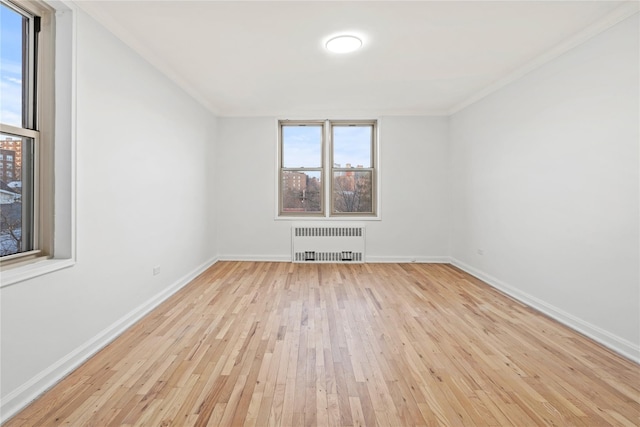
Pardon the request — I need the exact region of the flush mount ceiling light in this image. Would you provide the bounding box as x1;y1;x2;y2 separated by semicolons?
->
325;35;362;53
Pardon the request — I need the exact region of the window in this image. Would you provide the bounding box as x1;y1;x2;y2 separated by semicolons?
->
278;120;377;217
279;121;324;215
0;0;54;263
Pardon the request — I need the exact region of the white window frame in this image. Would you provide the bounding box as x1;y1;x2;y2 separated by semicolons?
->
0;0;76;286
276;118;381;221
277;120;326;217
329;120;377;217
0;1;43;264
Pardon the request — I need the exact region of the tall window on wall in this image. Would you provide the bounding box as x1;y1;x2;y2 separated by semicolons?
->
278;120;377;217
1;0;54;264
279;121;324;215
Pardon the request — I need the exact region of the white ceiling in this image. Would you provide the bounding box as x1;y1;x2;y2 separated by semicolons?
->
78;1;635;117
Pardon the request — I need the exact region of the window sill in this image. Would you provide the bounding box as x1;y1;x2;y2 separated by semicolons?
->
0;257;75;288
275;215;381;221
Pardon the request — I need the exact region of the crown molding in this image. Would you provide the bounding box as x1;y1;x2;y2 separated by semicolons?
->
73;1;222;116
449;1;640;115
215;108;451;118
73;0;638;119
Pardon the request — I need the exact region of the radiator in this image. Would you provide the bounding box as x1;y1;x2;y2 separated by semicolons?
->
292;225;365;263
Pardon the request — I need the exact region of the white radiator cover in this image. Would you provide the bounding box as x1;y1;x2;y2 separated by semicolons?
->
292;224;365;263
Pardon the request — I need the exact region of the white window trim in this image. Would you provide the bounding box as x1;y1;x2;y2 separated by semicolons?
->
0;0;76;287
274;117;382;221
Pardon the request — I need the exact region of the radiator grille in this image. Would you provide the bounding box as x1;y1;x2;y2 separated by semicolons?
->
294;227;363;237
293;251;363;262
292;225;365;263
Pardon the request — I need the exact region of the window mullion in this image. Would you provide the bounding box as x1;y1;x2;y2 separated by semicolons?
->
26;13;37;129
325;120;332;217
23;134;37;251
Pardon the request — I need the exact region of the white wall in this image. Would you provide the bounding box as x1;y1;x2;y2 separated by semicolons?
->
449;14;639;359
1;5;638;423
215;116;450;262
0;9;218;417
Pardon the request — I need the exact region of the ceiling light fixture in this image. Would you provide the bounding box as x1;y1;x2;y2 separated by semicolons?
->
325;35;362;53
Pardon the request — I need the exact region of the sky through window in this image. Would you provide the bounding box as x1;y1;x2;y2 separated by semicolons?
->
0;3;24;128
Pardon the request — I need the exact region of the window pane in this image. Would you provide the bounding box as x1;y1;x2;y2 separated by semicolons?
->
282;170;322;213
282;125;322;168
1;133;34;256
333;126;372;168
0;3;27;128
333;170;373;213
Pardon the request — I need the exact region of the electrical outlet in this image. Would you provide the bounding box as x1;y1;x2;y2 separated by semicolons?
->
153;265;161;276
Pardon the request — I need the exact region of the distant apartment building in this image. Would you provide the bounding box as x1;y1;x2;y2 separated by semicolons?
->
282;170;307;191
0;148;16;183
0;137;22;180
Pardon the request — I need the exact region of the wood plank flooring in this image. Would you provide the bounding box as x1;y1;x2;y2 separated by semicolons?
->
5;262;639;426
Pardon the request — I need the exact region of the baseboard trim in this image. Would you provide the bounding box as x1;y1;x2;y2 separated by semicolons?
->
216;255;452;264
216;255;291;262
450;257;640;364
366;256;451;263
0;256;219;424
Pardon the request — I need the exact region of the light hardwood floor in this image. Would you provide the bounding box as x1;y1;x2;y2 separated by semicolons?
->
5;262;639;426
